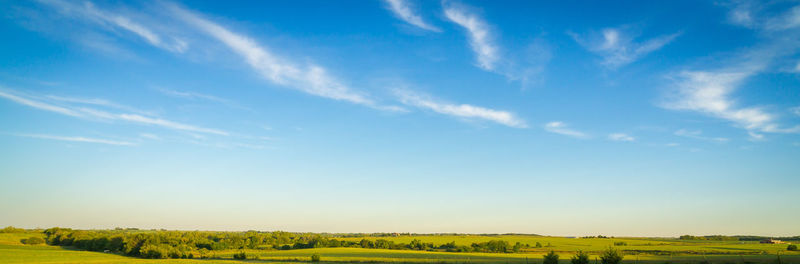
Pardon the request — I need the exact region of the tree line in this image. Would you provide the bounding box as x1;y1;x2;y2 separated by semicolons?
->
41;228;535;259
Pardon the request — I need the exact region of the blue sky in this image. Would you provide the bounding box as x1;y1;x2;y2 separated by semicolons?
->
0;0;799;236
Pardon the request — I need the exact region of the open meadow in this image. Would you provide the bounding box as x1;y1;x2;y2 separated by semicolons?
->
1;230;798;264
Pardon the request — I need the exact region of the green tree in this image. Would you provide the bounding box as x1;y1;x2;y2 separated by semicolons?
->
360;238;374;248
571;250;590;264
512;242;522;253
535;242;543;248
543;250;559;264
600;248;623;264
21;237;45;245
788;244;798;251
311;253;321;262
139;244;168;259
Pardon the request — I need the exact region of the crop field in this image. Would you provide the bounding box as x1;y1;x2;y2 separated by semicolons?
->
338;235;799;255
1;231;799;264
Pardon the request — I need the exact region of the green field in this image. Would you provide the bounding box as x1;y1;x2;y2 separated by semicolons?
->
1;232;798;263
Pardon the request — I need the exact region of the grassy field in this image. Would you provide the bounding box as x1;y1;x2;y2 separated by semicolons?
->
1;232;798;264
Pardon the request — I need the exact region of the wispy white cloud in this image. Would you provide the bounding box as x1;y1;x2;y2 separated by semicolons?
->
674;129;728;142
726;2;800;32
441;3;550;85
117;114;227;135
727;2;755;28
662;71;800;135
0;89;82;117
443;3;498;71
608;133;635;142
16;133;135;146
139;133;161;140
570;27;680;68
747;131;765;141
764;6;800;31
791;106;800;117
384;0;440;32
659;3;800;138
395;90;525;128
157;88;228;103
168;4;393;110
0;88;228;135
45;94;154;115
155;87;251;111
37;0;188;53
544;121;589;139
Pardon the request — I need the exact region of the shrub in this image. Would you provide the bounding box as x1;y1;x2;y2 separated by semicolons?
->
613;241;627;246
600;248;623;264
788;244;798;251
233;251;247;260
535;242;543;248
198;248;210;259
543;250;559;264
139;244;168;259
21;237;45;245
571;250;590;264
311;253;321;262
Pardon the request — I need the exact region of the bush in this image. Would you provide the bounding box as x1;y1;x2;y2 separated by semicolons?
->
233;251;247;260
139;244;168;259
21;237;45;245
311;253;321;262
571;250;590;264
788;244;798;251
535;242;543;248
600;248;623;264
613;241;627;246
543;250;559;264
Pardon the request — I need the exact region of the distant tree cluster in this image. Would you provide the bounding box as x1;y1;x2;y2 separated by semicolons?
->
582;235;612;239
679;235;739;241
333;232;541;238
296;238;529;253
44;227;299;259
41;228;531;259
1;226;26;233
734;235;800;241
